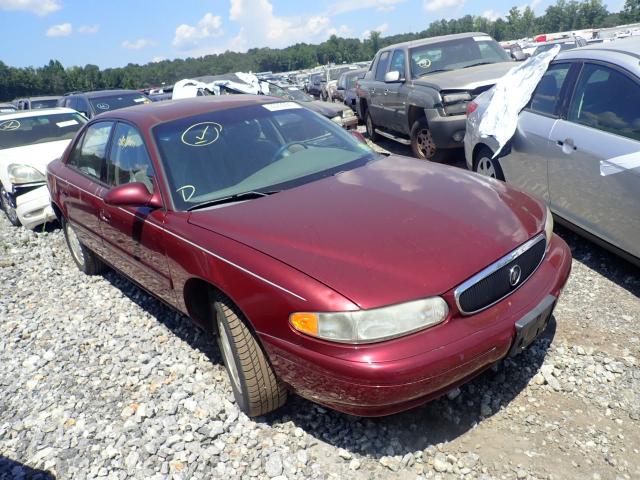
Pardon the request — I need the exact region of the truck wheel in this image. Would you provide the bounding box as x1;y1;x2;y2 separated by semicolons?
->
410;119;442;162
62;217;106;275
365;112;379;142
214;293;287;417
474;146;505;181
0;186;21;226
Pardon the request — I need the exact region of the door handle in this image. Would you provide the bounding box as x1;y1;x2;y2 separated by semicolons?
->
556;138;577;153
99;210;111;222
383;89;390;94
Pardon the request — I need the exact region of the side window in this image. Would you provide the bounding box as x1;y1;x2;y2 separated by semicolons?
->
76;97;90;116
107;123;155;193
568;64;640;141
389;50;406;79
528;63;571;117
68;122;113;181
375;51;391;81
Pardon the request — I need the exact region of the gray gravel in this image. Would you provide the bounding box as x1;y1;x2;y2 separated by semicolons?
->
1;190;639;479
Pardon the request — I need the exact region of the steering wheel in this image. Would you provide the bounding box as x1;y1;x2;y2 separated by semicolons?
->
271;142;309;162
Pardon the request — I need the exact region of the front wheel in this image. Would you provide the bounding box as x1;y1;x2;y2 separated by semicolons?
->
410;119;443;162
0;186;21;226
474;147;505;181
365;111;378;142
62;217;105;275
214;294;287;416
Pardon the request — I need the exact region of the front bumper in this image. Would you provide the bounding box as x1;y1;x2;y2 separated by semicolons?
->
262;233;571;416
16;185;56;229
425;108;467;150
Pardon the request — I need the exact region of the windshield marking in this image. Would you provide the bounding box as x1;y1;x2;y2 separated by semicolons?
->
176;185;196;201
262;102;302;111
180;121;222;147
0;120;21;131
96;103;110;110
56;119;79;128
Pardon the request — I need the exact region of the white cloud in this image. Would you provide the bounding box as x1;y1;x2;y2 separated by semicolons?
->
173;12;223;49
152;56;167;62
423;0;462;12
122;38;155;50
78;24;99;34
46;22;72;37
327;24;351;37
482;9;502;21
329;0;405;15
362;23;389;39
226;0;334;53
0;0;60;16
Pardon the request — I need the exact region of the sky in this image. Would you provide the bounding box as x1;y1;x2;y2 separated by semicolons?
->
0;0;626;69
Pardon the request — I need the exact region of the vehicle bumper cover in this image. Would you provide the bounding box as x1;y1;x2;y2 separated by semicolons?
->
425;109;467;149
16;185;56;229
262;234;571;416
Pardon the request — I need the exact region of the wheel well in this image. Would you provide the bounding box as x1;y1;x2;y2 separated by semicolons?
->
360;98;368;116
472;143;490;168
183;278;219;333
51;202;63;222
407;105;426;133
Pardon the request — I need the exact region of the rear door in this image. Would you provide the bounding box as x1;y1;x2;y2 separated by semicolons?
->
63;121;114;257
548;62;640;258
100;121;174;300
501;62;576;201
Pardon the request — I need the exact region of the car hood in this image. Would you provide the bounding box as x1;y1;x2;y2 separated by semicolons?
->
0;139;71;185
188;156;545;309
413;62;515;91
301;100;343;118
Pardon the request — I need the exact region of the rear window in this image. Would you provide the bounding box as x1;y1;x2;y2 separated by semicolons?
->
0;112;87;150
88;93;151;113
30;99;59;109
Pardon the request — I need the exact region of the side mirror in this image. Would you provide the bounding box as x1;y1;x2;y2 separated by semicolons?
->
384;71;402;83
104;182;162;208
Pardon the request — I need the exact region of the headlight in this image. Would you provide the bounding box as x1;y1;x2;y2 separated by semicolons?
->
342;109;355;118
330;115;343;124
290;297;449;344
544;205;554;244
8;164;45;185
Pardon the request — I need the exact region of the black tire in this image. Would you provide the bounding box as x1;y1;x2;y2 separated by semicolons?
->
0;186;21;226
62;217;105;275
214;293;287;416
473;146;505;181
410;118;444;162
365;111;378;142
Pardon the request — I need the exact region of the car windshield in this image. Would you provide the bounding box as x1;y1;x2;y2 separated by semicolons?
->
410;36;510;78
0;112;87;150
89;93;150;113
153;102;378;210
31;99;59;109
329;67;353;81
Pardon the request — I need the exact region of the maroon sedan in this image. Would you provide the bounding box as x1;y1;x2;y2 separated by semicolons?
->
47;96;571;417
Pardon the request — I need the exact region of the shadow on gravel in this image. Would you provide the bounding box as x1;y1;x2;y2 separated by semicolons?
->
554;224;640;298
263;318;556;459
0;456;55;480
101;271;223;366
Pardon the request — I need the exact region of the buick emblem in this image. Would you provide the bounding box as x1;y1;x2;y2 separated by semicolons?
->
509;265;522;287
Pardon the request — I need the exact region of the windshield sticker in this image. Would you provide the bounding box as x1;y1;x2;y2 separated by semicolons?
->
133;97;146;103
176;185;196;201
56;119;79;128
263;102;302;112
417;58;432;69
473;36;492;42
0;119;20;131
96;103;110;110
181;122;222;147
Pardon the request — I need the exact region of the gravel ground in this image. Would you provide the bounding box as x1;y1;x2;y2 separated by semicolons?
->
1;156;639;479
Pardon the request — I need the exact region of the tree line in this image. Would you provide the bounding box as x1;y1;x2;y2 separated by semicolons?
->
1;0;639;101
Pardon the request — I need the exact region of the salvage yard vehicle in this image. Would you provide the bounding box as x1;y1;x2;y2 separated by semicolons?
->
321;65;359;102
58;89;151;118
358;32;514;161
306;72;324;98
335;69;366;107
16;96;62;110
47;95;571;417
532;37;588;56
266;82;358;129
0;108;86;227
0;103;17;114
465;37;640;265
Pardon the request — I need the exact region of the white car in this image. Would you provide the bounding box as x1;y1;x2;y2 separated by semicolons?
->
0;108;86;229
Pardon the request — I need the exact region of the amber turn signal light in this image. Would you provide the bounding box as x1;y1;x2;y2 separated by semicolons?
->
290;312;319;336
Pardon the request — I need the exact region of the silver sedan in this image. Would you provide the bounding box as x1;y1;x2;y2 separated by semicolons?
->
465;37;640;265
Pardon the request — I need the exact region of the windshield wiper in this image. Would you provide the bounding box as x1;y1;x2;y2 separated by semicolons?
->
462;61;496;69
187;190;278;211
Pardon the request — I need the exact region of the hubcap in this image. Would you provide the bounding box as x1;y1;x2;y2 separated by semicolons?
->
416;129;435;159
217;317;241;391
65;222;85;265
477;156;497;178
0;188;18;224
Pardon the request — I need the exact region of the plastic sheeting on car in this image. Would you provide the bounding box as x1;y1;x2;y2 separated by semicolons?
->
478;46;561;157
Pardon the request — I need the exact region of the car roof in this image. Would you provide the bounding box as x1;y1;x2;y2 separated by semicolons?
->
95;94;286;128
556;36;640;74
381;32;492;51
67;89;143;98
0;107;78;120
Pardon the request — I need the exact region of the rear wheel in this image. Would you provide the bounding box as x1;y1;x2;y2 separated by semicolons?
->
0;186;20;226
474;147;505;181
410;118;443;162
214;293;287;417
62;217;105;275
365;111;378;142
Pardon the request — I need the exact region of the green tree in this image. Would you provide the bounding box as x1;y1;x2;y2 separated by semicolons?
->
621;0;640;22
